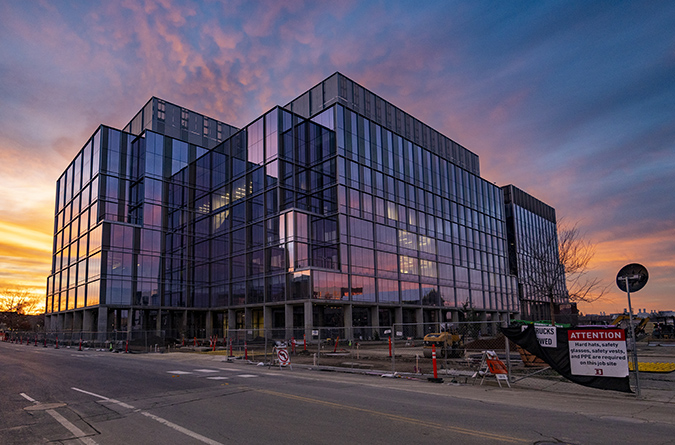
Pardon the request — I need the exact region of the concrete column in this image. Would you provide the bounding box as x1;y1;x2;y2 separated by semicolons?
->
245;308;253;334
227;309;236;337
343;304;353;341
64;312;73;331
58;313;65;332
205;310;213;338
83;310;94;334
451;310;459;323
181;310;188;337
73;311;83;332
480;311;489;336
97;307;108;342
285;304;294;339
264;306;273;339
415;307;424;338
394;307;403;331
370;306;380;335
127;309;134;335
304;301;313;340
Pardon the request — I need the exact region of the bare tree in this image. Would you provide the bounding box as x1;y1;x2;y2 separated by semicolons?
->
0;288;43;331
519;221;607;324
0;288;42;315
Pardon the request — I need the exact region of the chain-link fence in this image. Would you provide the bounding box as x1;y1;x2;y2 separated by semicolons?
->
2;330;173;353
5;322;668;393
191;321;539;381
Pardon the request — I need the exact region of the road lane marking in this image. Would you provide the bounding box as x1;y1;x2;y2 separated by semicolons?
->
167;370;193;374
71;387;223;445
139;411;223;445
71;388;110;400
194;369;219;373
71;388;138;410
255;389;529;444
20;393;37;403
25;402;67;411
206;377;230;380
21;393;99;445
47;408;99;445
236;374;258;378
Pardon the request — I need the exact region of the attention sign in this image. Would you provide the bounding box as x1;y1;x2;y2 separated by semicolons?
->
568;329;628;378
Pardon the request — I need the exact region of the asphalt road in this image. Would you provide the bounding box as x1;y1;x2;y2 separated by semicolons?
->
2;341;674;444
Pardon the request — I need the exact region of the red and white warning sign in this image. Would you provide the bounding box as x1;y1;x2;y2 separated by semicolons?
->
276;346;290;366
568;329;628;378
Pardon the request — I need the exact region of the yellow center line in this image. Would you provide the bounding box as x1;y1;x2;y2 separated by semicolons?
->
255;388;528;443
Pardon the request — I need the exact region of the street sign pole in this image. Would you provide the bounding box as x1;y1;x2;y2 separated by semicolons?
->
624;276;640;397
616;263;648;398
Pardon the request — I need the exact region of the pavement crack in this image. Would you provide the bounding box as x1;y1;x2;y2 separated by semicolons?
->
144;388;253;410
70;409;101;436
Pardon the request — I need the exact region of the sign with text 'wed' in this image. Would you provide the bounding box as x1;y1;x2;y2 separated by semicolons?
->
534;324;557;348
521;324;557;347
568;329;628;378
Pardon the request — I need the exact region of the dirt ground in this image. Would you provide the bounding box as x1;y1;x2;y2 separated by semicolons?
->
196;339;675;378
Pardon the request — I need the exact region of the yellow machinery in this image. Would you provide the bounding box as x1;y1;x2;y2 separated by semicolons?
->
612;314;650;336
423;331;464;358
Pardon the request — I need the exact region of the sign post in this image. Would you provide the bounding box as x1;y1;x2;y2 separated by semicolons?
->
616;263;649;397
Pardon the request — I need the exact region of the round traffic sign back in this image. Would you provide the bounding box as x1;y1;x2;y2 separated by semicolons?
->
616;263;648;293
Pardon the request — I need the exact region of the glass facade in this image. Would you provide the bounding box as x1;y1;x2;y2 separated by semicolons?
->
46;74;561;338
503;184;568;320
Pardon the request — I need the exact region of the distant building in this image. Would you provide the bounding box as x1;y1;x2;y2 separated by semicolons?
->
45;73;565;339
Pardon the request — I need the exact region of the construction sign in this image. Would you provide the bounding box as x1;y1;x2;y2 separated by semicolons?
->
568;329;628;378
474;350;510;388
277;347;290;366
502;325;631;393
486;351;508;375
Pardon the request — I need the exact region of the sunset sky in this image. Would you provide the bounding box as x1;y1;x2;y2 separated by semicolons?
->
1;1;673;315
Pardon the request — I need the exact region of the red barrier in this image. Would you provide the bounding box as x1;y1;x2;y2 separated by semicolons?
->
432;344;438;379
79;338;82;351
333;336;340;353
125;339;129;353
291;337;296;354
193;337;196;347
388;336;392;357
229;338;233;357
244;341;248;360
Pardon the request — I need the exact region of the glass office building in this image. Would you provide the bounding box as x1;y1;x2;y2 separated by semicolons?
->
503;184;568;321
45;73;562;339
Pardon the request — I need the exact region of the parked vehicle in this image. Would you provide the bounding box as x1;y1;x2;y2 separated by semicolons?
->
423;331;464;358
